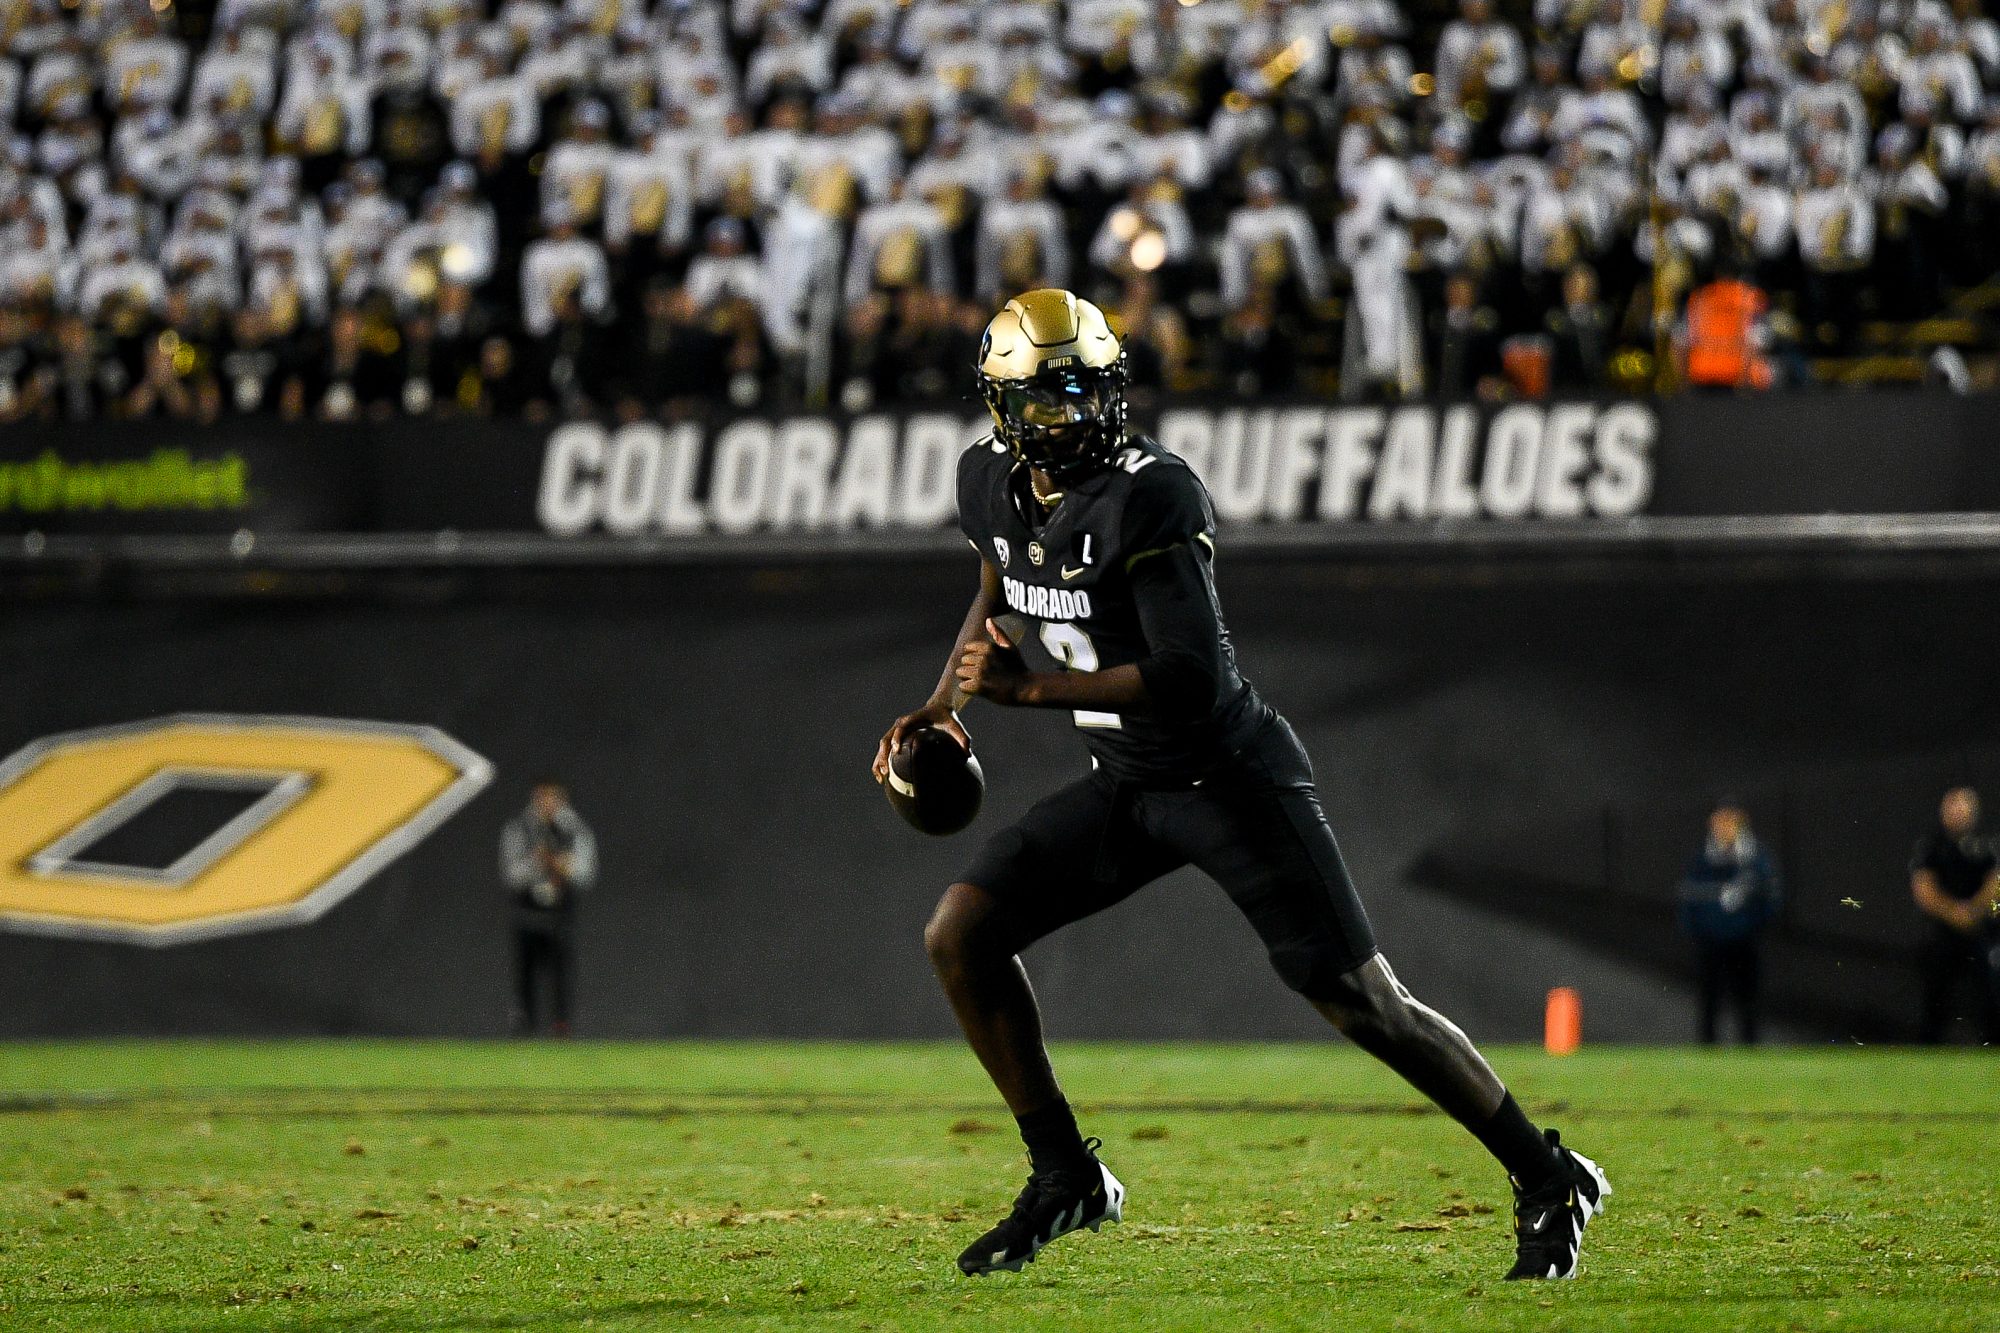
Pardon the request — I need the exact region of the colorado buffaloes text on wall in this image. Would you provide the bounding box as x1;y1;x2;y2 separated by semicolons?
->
535;403;1657;537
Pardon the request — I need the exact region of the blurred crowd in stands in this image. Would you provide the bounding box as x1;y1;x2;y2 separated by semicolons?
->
1;0;1998;423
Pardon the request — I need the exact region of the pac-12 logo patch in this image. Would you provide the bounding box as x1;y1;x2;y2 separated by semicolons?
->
994;537;1010;567
0;715;491;946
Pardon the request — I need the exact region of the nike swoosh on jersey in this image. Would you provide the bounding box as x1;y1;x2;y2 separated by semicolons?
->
1060;565;1087;580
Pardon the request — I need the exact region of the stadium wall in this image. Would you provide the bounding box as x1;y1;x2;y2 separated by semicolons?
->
1;557;1994;1044
5;393;2000;548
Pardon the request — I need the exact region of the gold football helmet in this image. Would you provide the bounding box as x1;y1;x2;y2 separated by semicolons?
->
976;289;1128;482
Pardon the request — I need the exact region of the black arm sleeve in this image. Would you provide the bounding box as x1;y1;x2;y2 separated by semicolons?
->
1129;541;1226;722
1122;460;1226;723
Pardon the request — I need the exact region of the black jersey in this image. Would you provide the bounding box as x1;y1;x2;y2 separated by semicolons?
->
956;433;1272;783
1911;829;1999;901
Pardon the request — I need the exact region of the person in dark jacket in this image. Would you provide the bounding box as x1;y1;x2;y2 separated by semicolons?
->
1909;786;2000;1044
500;781;597;1036
1677;801;1782;1045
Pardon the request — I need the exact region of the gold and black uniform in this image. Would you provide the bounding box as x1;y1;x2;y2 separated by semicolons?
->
957;329;1376;996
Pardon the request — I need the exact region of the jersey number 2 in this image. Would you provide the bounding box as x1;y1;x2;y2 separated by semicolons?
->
1039;622;1122;730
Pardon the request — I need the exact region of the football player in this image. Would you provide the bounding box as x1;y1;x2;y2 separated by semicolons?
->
872;290;1610;1280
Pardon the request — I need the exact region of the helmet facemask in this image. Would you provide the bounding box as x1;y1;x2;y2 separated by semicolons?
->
981;357;1128;484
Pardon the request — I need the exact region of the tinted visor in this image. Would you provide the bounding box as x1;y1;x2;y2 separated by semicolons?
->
998;371;1107;457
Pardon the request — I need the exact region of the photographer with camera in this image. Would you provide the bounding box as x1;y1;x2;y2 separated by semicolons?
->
500;780;597;1036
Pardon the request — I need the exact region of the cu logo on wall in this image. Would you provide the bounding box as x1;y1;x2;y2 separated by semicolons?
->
0;715;491;946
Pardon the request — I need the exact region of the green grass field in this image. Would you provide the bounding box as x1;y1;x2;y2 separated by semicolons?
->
0;1042;1994;1331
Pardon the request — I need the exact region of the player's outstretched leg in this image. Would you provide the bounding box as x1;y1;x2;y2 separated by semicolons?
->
1307;955;1611;1279
924;882;1125;1275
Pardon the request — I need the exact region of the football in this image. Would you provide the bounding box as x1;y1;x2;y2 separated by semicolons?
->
885;727;985;835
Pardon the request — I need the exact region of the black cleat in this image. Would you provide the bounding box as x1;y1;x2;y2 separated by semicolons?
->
1505;1129;1611;1280
956;1138;1125;1276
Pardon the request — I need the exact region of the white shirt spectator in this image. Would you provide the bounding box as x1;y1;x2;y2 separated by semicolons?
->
322;210;386;304
77;189;160;267
517;31;595;99
1335;41;1413;112
77;254;167;320
161;220;239;283
1683;151;1749;216
1830;24;1907;91
658;50;736;121
495;0;560;51
1324;0;1407;39
1659;105;1731;179
685;249;762;308
1576;9;1654;86
1057;104;1145;194
309;0;388;40
1340;152;1415;251
917;35;1005;105
1660;22;1733;106
542;134;617;224
791;123;899;205
432;31;490;102
975;190;1069;302
451;68;540;156
248;250;329;325
282;26;357;90
1910;119;1969;180
1787;75;1869;168
1551;83;1651;151
1228;7;1331;91
907;136;1002;211
760;195;842;355
838;46;929;116
1161;0;1242;55
190;31;280;116
1222;194;1331;310
596;31;660;119
1207;95;1276;170
1133;123;1212;192
362;16;433;85
1902;41;1982;122
1089;191;1196;273
901;0;984;60
114;114;199;199
825;0;899;40
1433;12;1527;108
520;230;610;335
1794;174;1874;270
989;34;1072;105
604;142;694;251
105;28;187;111
27;44;96;119
1878;155;1949;221
0;248;73;309
745;22;831;103
276;64;372;156
696;119;795;210
243;196;324;266
845;194;953;304
343;185;408;251
1517;169;1608;272
433;195;498;285
0;224;72;308
1968;120;2000;192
